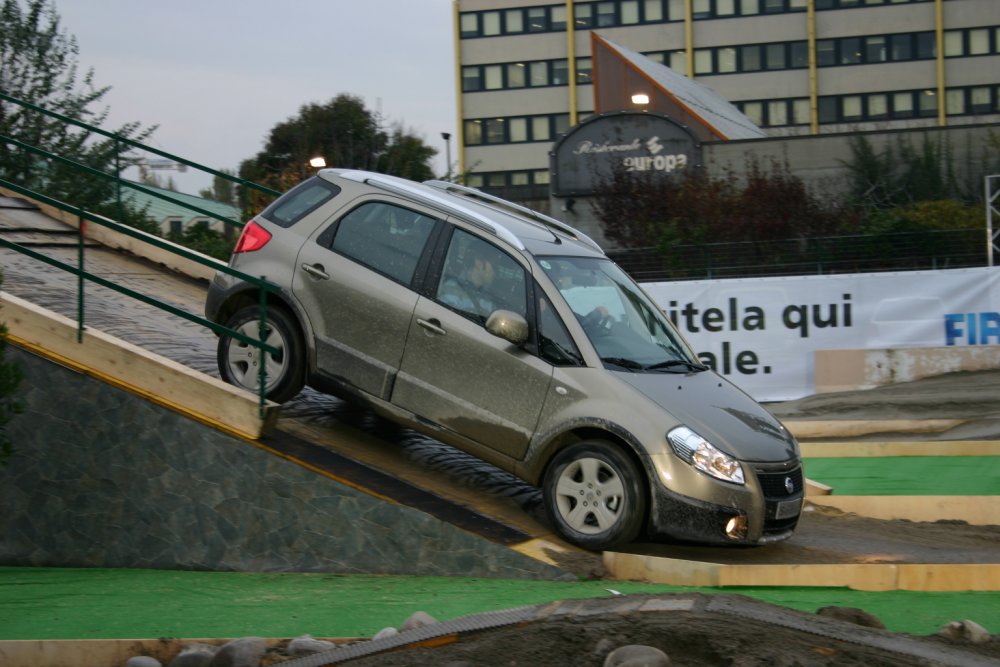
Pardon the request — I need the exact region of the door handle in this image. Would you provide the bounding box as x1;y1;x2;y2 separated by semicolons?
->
416;318;446;336
300;263;329;280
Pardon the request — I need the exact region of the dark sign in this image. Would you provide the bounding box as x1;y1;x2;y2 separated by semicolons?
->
551;112;700;196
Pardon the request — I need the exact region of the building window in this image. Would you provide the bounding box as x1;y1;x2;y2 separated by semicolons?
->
946;89;966;115
970;86;992;114
694;48;713;74
818;97;837;123
460;13;478;38
969;28;990;55
718;47;737;73
486;118;505;143
867;93;888;119
865;36;887;62
484;65;503;90
765;43;787;69
816;40;835;66
741;44;762;71
742;101;763;125
527;7;548;32
792;98;810;125
788;41;807;68
842;95;863;121
645;0;664;21
464;120;482;145
529;62;548;86
504;9;523;33
532;116;551;141
462;67;481;92
482;11;501;36
596;1;616;27
892;92;914;118
507;63;526;88
840;37;862;65
622;0;641;24
574;4;593;29
552;59;569;85
768;100;788;125
509;118;528;142
740;0;760;16
943;30;963;56
918;89;937;117
576;57;593;84
551;5;567;30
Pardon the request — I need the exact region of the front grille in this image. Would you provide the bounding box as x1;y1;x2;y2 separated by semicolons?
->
756;465;804;497
754;463;804;534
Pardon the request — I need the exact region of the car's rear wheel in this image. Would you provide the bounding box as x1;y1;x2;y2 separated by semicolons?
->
217;305;304;403
542;440;646;551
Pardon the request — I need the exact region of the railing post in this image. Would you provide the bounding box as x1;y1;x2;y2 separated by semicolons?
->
76;207;86;342
258;281;268;419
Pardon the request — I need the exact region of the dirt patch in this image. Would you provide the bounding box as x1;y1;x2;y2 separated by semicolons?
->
264;594;1000;667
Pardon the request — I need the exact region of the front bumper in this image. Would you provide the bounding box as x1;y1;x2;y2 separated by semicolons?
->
646;460;804;545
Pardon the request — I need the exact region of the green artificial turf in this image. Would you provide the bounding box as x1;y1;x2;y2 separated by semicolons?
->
803;456;1000;495
1;567;997;640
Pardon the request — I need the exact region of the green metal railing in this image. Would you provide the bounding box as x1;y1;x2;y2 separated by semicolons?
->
0;177;281;418
0;91;292;418
0;91;281;225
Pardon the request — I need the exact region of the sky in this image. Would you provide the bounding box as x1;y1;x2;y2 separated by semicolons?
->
53;0;457;194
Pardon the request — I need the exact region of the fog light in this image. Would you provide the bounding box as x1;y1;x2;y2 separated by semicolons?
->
725;514;748;540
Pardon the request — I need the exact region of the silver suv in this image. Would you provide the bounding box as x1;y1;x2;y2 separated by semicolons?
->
205;169;803;550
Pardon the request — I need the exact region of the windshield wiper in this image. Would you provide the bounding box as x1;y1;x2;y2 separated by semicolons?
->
645;359;709;373
601;357;644;372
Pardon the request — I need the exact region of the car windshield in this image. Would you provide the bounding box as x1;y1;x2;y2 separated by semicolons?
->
538;256;704;373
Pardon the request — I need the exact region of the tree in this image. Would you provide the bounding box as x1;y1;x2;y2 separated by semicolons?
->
0;272;23;466
238;94;437;209
0;0;154;211
199;169;238;206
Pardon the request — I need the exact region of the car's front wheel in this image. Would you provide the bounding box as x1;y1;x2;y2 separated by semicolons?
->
542;441;646;551
217;305;304;403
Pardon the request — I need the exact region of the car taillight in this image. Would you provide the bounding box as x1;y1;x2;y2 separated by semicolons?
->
233;220;272;253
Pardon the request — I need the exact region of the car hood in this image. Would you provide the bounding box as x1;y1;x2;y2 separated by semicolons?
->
616;370;798;462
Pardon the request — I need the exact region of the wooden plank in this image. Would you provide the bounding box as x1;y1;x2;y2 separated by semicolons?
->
1;291;277;440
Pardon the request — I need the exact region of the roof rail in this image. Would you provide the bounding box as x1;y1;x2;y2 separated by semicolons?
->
335;170;525;251
423;180;603;252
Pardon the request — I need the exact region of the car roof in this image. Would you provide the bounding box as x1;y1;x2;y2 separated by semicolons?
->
321;169;607;260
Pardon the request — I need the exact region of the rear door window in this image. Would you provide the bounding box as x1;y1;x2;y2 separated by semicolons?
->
328;202;438;284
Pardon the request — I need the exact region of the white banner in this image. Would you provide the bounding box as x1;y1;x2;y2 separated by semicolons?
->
643;267;1000;401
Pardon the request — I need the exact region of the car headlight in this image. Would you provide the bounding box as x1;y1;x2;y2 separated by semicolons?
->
668;426;745;485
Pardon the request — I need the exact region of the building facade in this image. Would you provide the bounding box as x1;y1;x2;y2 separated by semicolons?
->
454;0;1000;205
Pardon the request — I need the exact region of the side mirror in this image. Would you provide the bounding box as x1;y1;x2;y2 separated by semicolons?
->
485;309;529;346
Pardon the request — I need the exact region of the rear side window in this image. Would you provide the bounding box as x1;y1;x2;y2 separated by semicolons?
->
261;177;341;228
330;202;438;284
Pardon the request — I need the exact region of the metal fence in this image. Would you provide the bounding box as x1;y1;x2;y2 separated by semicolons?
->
609;228;989;282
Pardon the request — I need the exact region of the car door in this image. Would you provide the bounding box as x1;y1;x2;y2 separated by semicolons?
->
392;227;553;460
292;199;439;400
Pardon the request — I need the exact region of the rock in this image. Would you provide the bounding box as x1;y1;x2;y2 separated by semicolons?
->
938;620;992;643
372;626;399;641
126;657;162;667
816;606;886;629
167;644;218;667
400;610;438;632
287;634;338;655
604;644;671;667
208;637;267;667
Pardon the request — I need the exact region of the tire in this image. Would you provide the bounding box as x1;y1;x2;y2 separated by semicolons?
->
542;441;647;551
217;305;304;403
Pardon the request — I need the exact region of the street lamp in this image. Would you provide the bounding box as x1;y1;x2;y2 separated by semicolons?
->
308;156;327;169
441;132;452;181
